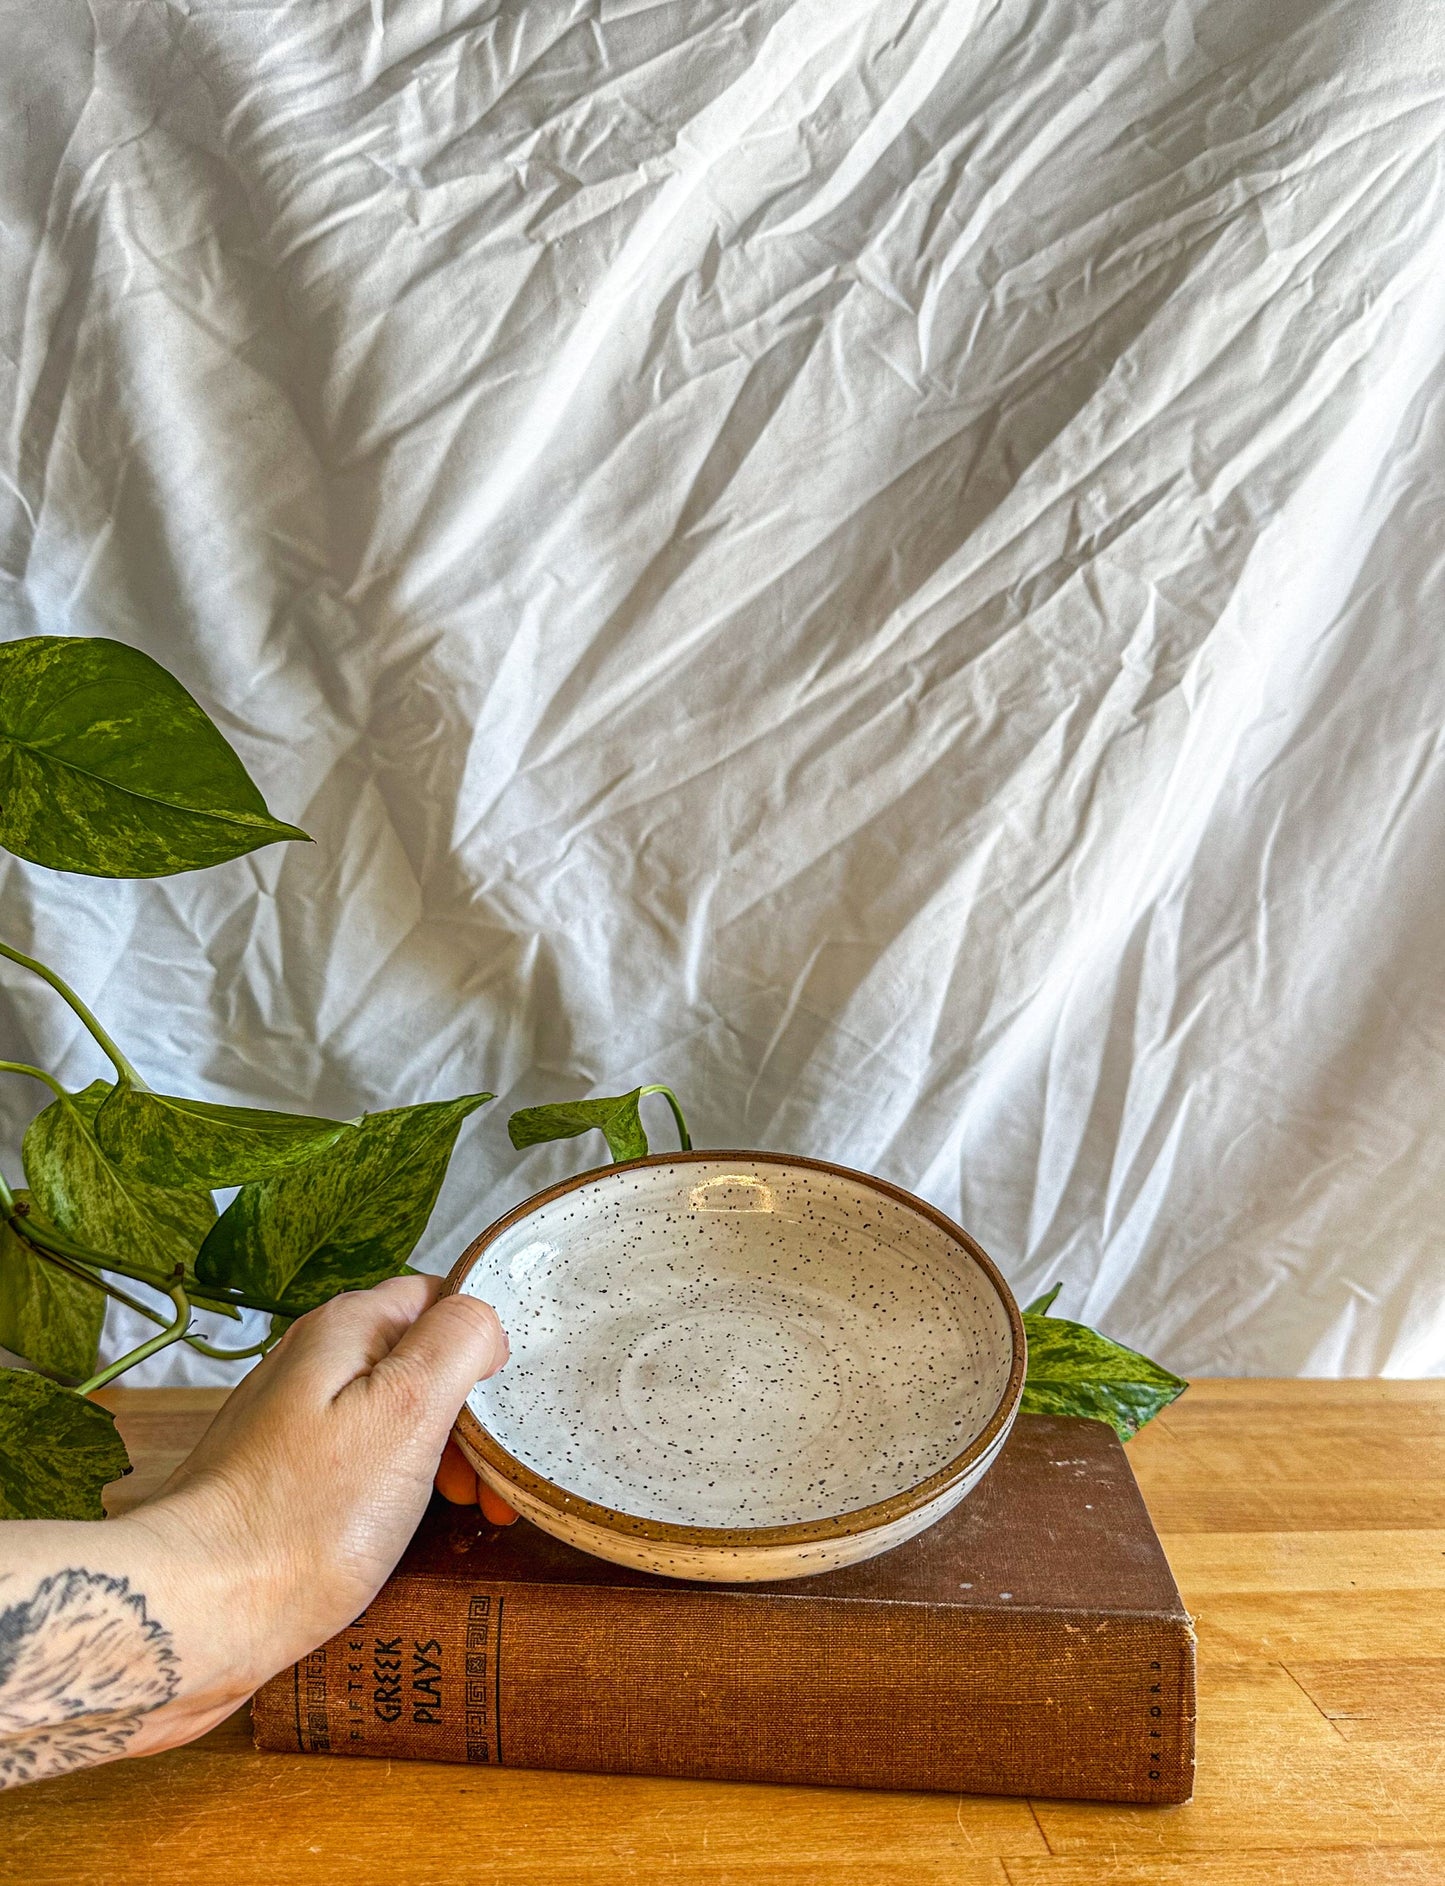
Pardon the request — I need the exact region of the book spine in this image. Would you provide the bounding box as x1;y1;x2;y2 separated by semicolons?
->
252;1575;1195;1803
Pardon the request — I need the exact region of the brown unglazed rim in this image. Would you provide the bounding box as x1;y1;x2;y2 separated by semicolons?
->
444;1149;1027;1549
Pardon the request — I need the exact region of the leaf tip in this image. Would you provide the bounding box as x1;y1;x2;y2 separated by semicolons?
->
1024;1281;1063;1316
269;821;313;847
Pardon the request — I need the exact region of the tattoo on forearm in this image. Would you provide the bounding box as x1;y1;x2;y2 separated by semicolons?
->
0;1570;178;1787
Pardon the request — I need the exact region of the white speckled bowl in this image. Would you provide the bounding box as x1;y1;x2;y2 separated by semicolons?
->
446;1152;1025;1581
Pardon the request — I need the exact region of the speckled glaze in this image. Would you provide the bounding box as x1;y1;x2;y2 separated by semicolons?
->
446;1153;1024;1581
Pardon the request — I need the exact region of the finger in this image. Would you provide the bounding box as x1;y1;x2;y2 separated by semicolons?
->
369;1293;509;1421
479;1480;519;1526
434;1437;481;1506
175;1287;411;1445
281;1273;445;1386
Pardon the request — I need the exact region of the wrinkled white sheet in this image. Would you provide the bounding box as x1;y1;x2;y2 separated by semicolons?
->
2;0;1443;1383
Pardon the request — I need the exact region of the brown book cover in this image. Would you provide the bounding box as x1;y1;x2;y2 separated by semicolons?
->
252;1413;1195;1802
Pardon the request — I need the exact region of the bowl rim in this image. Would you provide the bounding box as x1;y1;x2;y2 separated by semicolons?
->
444;1149;1027;1549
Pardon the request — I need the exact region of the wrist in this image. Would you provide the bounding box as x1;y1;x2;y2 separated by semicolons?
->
118;1492;288;1718
0;1507;272;1774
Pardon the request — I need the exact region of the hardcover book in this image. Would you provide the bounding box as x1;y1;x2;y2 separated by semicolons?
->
252;1412;1195;1802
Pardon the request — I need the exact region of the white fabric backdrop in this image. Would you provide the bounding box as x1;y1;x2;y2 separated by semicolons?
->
2;0;1443;1382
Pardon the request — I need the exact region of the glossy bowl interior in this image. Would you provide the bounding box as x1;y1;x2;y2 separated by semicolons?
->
447;1152;1024;1579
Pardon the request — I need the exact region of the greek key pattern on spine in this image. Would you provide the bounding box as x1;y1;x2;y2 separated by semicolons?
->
303;1645;330;1753
464;1595;492;1762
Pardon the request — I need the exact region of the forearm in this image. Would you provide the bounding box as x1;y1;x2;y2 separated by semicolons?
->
0;1505;263;1789
0;1278;507;1792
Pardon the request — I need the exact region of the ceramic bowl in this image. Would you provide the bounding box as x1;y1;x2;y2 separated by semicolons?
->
445;1152;1024;1581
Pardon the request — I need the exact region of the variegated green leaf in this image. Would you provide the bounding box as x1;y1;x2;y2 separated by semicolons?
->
0;1199;106;1379
0;634;309;878
1021;1310;1186;1441
197;1093;491;1311
508;1089;649;1164
0;1369;132;1519
23;1084;223;1307
94;1081;354;1188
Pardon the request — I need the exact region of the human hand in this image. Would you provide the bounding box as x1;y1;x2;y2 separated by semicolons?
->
130;1273;510;1722
0;1274;511;1785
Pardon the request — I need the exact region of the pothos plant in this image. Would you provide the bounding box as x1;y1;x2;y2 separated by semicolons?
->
0;634;1183;1525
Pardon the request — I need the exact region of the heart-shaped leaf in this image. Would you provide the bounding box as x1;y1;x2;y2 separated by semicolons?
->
0;1369;132;1519
95;1081;354;1188
508;1090;649;1164
1021;1310;1186;1441
24;1083;224;1308
0;1201;106;1380
0;635;309;878
198;1093;491;1311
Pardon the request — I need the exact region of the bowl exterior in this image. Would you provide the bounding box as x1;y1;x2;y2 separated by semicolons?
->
447;1149;1026;1581
455;1388;1020;1581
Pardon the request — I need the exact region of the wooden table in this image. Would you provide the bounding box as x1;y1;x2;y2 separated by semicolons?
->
2;1380;1442;1885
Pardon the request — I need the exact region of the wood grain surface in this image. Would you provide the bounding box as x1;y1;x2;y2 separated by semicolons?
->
1;1378;1441;1885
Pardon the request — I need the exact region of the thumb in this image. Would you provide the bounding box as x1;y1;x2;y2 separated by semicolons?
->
370;1291;510;1426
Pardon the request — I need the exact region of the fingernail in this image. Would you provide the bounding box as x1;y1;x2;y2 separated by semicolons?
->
485;1312;510;1376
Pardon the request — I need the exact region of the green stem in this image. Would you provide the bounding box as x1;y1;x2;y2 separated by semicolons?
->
0;938;141;1085
0;1060;68;1100
76;1271;191;1396
17;1236;170;1329
0;1205;169;1283
28;1225;281;1350
184;1328;274;1362
0;1196;311;1322
186;1281;304;1321
639;1084;692;1152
